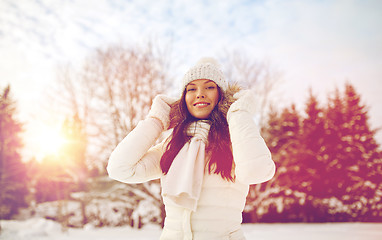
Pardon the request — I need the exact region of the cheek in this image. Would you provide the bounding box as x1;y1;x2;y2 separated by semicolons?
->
185;93;193;109
211;90;220;106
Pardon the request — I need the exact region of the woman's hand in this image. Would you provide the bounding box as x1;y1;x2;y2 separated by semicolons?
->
147;95;177;130
227;90;256;121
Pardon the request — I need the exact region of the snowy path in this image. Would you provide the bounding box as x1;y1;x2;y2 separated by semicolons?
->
1;218;382;240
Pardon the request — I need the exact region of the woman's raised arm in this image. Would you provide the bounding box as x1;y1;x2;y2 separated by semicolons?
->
107;95;176;183
227;90;276;184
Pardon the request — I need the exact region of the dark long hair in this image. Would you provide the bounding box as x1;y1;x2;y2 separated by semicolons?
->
160;87;235;181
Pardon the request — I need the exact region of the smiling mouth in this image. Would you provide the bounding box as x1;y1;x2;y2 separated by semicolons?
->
194;102;210;107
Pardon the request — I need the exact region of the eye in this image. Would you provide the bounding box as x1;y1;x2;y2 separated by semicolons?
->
187;88;196;92
206;86;216;90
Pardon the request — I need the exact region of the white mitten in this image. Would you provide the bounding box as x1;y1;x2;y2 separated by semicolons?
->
227;90;256;121
147;95;177;130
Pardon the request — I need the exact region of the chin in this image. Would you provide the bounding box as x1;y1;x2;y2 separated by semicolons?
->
189;109;213;119
194;114;210;119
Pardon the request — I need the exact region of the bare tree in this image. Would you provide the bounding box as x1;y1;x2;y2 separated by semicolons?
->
220;50;282;127
45;41;173;227
54;42;172;172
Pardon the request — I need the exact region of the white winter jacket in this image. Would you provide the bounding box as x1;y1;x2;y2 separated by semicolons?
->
107;109;275;240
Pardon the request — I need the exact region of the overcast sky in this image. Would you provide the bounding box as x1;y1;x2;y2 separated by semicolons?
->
1;0;381;157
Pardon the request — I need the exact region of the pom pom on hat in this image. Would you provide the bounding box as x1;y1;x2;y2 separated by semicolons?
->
196;57;220;66
182;57;227;91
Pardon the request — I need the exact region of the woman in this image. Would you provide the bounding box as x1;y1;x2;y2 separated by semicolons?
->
107;58;276;240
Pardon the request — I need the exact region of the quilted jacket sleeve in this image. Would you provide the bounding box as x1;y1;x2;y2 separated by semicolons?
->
228;110;276;185
107;117;165;183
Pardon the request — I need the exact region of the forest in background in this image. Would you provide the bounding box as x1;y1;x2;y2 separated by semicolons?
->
1;42;381;231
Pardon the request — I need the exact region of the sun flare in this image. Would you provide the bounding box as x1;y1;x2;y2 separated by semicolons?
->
33;125;66;160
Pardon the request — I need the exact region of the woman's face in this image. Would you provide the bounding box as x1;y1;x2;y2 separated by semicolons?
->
185;79;220;119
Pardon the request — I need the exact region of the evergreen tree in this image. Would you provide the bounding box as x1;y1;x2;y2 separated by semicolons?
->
261;103;302;182
0;85;29;219
298;90;326;194
247;104;303;222
292;90;331;222
274;104;302;188
309;88;345;199
261;105;283;154
337;83;381;220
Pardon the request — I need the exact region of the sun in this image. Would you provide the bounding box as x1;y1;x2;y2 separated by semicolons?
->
37;129;65;154
29;124;67;161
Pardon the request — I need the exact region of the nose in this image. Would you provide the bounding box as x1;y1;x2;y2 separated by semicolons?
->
196;88;205;98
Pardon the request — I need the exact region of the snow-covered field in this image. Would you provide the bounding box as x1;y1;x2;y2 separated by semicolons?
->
1;218;382;240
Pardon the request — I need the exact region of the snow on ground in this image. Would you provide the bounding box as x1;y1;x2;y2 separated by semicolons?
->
1;218;382;240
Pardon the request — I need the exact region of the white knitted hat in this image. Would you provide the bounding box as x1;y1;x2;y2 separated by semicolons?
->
182;57;227;91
